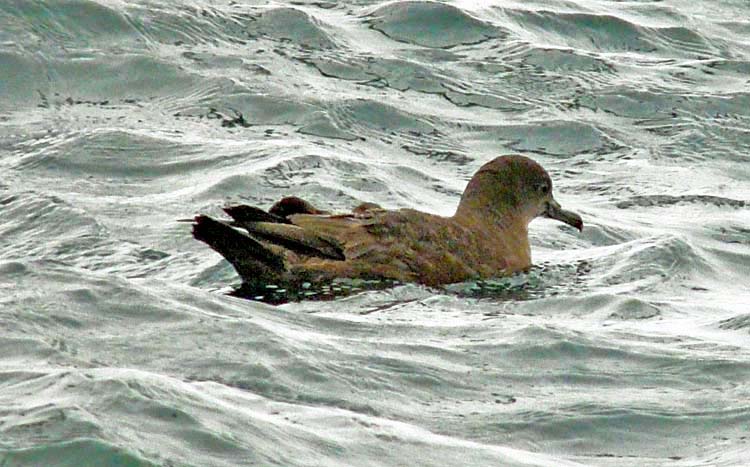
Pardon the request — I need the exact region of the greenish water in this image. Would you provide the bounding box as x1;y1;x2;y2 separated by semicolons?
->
1;1;749;466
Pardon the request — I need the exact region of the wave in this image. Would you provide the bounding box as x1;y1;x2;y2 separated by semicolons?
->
2;0;750;465
368;2;507;49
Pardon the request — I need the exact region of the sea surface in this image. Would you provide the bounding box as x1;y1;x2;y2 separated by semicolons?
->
2;0;750;466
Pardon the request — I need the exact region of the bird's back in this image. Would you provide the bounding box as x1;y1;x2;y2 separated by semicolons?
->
286;209;523;286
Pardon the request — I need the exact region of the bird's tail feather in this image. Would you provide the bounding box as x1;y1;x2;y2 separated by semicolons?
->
192;215;285;282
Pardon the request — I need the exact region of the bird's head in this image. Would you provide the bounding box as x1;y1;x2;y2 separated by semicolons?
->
455;155;583;231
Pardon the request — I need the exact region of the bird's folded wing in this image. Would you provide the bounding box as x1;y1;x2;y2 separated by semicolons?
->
224;205;290;224
240;221;346;261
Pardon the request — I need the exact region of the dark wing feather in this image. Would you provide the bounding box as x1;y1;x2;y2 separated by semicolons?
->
224;205;290;224
238;222;345;261
192;215;285;279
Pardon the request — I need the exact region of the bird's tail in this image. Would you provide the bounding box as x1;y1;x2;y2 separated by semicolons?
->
192;215;285;282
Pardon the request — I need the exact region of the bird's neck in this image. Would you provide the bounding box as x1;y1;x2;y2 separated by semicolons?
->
452;207;532;270
453;199;527;230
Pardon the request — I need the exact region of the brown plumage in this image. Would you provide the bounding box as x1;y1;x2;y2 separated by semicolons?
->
192;155;582;292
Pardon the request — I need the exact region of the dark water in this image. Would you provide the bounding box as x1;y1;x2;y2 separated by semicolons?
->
1;1;749;466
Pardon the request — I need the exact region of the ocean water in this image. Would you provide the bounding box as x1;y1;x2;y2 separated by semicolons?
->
1;0;750;465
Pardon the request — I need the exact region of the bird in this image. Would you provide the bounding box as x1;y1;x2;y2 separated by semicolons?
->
191;155;582;297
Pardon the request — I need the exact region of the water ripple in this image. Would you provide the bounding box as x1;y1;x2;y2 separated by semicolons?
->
368;2;507;48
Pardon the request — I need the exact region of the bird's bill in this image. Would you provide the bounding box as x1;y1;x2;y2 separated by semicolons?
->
544;199;583;231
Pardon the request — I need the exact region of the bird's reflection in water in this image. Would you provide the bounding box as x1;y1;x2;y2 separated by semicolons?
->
231;260;592;306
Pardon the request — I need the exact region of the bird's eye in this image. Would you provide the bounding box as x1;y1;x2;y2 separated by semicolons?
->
538;184;549;194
